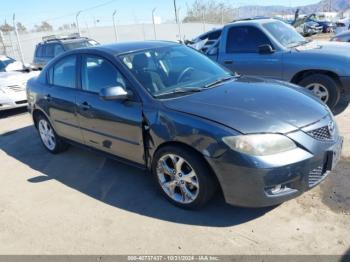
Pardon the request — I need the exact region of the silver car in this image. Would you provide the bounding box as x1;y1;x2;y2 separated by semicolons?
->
331;29;350;42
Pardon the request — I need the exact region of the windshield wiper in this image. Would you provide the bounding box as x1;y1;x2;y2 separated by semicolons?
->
288;39;311;48
204;75;235;88
155;87;203;98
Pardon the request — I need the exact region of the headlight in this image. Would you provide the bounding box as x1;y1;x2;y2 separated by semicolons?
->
222;134;296;156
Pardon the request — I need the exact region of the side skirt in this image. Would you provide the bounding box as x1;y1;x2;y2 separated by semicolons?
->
61;137;148;171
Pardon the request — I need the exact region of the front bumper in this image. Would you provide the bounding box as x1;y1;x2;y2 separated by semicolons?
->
0;91;28;111
339;76;350;96
206;131;342;207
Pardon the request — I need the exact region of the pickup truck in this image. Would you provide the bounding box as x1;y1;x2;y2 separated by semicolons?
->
189;18;350;110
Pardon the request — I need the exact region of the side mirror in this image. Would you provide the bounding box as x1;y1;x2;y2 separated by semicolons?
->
258;44;275;54
99;86;129;101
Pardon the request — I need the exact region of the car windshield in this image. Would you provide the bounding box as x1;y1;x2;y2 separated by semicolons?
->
263;21;307;48
119;45;233;98
63;40;98;50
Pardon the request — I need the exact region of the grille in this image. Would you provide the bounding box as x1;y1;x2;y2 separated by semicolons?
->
308;166;328;187
7;85;25;92
307;126;333;141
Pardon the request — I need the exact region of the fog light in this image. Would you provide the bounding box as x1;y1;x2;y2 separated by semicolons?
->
271;184;282;194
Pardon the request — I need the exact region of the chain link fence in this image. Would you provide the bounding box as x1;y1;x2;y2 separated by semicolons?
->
0;22;220;64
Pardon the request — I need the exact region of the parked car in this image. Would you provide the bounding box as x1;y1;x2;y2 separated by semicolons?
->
27;41;343;209
331;29;350;42
309;20;335;33
0;55;39;111
188;18;350;110
32;33;99;70
301;21;323;36
335;18;350;35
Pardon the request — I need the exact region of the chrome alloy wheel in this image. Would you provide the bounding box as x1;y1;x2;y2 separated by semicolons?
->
306;83;330;103
156;154;199;204
38;119;56;151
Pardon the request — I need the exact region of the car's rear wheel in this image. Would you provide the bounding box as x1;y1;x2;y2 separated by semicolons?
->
152;145;217;209
36;114;68;154
298;74;340;110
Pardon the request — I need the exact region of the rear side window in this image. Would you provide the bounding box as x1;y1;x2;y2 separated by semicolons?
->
48;55;76;88
35;45;43;58
81;55;128;93
44;44;54;58
226;26;272;53
53;44;64;57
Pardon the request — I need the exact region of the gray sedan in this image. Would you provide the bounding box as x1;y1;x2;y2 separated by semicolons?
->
27;41;343;209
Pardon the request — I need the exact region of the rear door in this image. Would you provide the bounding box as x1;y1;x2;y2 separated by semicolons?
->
76;54;145;164
219;26;282;79
46;54;84;143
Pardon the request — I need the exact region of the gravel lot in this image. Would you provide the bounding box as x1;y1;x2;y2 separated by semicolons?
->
0;103;349;255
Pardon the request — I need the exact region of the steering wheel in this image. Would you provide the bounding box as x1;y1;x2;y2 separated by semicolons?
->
177;67;195;83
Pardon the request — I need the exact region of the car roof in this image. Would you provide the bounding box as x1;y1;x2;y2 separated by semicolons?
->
228;18;277;26
39;37;90;45
93;40;180;55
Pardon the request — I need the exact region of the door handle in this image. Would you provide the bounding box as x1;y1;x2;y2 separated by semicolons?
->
224;60;233;65
44;94;51;102
79;101;91;111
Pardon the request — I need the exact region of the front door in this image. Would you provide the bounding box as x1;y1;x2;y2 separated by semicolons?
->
76;54;145;164
219;26;282;79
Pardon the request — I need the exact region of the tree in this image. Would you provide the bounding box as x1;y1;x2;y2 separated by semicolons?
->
34;21;53;32
16;22;27;33
183;0;234;24
0;21;14;33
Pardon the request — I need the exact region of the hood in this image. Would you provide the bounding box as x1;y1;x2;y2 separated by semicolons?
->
0;71;40;88
295;40;350;54
162;77;329;134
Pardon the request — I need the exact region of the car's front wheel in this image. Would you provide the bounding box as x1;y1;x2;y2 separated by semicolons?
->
152;145;217;209
36;114;68;154
298;74;340;110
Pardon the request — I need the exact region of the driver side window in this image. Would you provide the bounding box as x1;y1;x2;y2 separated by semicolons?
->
226;26;273;53
81;55;128;94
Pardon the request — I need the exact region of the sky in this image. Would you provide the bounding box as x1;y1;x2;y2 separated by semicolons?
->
0;0;321;29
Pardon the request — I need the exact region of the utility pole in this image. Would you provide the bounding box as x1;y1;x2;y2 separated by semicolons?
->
152;8;157;40
112;10;119;41
177;7;182;42
221;7;224;24
76;11;82;35
173;0;178;24
173;0;182;41
202;10;205;33
12;13;25;65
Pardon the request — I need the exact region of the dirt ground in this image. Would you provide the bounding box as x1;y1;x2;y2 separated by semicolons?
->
0;103;349;255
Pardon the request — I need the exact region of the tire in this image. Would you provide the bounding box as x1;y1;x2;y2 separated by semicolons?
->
152;145;218;209
35;114;68;154
298;74;340;110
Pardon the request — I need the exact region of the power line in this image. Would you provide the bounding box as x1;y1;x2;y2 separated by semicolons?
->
22;0;118;26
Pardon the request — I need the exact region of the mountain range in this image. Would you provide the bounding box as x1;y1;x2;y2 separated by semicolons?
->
236;0;350;18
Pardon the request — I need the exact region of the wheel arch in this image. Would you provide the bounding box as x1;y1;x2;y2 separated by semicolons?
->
151;140;222;190
32;108;52;129
291;69;342;90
